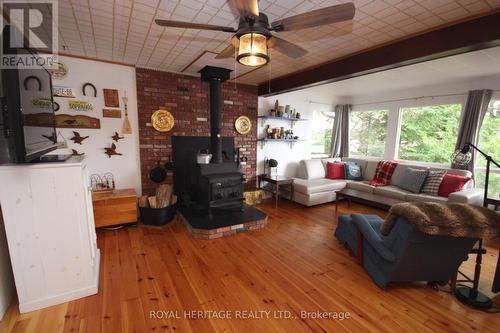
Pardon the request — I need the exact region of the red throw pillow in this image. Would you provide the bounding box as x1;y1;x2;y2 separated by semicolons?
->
327;162;345;180
438;173;471;197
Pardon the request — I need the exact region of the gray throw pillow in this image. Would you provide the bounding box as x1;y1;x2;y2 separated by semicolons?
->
421;170;447;196
399;168;429;193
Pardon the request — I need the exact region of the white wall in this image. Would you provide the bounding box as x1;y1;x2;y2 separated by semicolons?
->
51;56;141;194
0;209;14;320
258;90;344;177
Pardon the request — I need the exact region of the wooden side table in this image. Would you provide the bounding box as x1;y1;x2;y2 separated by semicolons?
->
92;189;137;228
258;174;294;208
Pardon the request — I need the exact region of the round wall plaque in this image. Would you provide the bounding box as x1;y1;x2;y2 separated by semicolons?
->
235;115;251;135
151;110;174;132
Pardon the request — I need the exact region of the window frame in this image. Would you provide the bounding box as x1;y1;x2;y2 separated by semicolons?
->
310;105;335;160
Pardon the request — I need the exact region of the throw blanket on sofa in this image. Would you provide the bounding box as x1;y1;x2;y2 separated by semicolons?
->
380;202;500;238
369;160;398;186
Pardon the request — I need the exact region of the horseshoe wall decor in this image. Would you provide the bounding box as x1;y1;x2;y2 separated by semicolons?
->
82;83;97;97
53;101;60;112
23;76;42;91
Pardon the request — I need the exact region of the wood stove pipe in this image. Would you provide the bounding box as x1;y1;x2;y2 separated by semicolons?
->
200;66;232;164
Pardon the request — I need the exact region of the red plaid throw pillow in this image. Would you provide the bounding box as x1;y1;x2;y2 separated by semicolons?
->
369;161;398;186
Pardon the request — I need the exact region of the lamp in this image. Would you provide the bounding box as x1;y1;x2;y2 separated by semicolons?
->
451;142;500;309
236;32;269;66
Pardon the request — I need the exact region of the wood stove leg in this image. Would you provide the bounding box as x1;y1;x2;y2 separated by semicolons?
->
450;271;457;292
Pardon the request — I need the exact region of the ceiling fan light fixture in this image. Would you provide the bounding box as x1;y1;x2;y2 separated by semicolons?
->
236;32;268;67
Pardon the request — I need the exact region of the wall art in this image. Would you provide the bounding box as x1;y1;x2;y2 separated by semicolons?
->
151;109;174;132
71;149;84;156
53;86;75;98
112;132;124;142
122;91;132;134
102;108;121;118
103;89;119;107
68;100;93;112
82;83;97;97
24;113;100;129
23;76;42;91
104;143;122;158
70;131;89;144
49;61;68;80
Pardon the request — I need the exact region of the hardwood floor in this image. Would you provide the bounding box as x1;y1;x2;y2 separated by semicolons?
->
1;200;499;333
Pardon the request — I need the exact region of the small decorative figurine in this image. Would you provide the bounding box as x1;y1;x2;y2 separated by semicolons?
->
70;131;89;145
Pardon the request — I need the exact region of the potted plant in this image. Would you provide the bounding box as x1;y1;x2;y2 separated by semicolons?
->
267;158;278;177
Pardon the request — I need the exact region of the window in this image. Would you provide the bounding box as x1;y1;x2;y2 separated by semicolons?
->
311;108;335;159
349;110;388;158
398;104;462;164
476;100;500;197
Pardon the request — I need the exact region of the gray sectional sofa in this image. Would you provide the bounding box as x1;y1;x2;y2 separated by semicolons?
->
292;157;484;207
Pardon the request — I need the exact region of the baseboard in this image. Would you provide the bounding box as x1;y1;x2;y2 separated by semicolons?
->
19;250;101;314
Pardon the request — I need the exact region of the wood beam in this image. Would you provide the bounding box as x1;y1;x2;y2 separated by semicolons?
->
258;11;500;96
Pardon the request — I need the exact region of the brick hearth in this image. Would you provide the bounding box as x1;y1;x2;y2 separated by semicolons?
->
180;214;268;240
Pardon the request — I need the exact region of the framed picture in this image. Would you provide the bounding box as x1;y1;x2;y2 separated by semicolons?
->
103;89;119;107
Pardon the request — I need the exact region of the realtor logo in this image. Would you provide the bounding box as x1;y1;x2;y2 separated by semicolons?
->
0;0;58;68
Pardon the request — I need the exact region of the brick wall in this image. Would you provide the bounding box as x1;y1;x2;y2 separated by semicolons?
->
136;68;258;195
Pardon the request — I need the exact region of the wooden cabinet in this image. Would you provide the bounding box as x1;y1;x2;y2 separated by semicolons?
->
92;189;137;228
0;156;100;313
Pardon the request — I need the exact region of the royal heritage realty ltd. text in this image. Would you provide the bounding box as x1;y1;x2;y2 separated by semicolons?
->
150;310;352;320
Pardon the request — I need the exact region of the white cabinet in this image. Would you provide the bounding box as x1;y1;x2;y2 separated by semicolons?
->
0;156;100;313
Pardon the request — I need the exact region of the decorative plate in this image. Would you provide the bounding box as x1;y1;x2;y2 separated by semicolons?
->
50;61;68;80
151;110;174;132
235;115;251;135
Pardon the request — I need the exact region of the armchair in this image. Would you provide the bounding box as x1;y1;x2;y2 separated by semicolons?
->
335;214;478;289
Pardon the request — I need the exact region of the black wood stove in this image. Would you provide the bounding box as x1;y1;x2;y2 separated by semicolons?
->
196;66;244;216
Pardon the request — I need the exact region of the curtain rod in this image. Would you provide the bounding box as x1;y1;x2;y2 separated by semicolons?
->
308;90;500;108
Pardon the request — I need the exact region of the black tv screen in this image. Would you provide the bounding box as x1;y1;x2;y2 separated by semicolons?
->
0;26;57;163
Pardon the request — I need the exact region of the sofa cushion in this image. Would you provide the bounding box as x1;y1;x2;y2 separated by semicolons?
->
421;170;446;196
399;167;429;193
298;159;326;180
321;158;341;172
344;162;363;181
406;193;447;203
438;173;471;197
373;186;411;200
391;164;428;188
326;162;345;179
363;160;380;181
346;180;375;193
293;178;346;195
342;157;368;173
369;160;398;186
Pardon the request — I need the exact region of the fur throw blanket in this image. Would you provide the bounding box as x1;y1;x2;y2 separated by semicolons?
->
380;202;500;238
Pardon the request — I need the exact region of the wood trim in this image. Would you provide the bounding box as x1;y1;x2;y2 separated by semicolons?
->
258;10;500;96
56;52;136;68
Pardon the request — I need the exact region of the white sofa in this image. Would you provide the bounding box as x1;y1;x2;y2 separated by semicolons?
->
292;157;484;207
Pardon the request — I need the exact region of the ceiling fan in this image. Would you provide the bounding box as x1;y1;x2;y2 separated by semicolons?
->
155;0;355;67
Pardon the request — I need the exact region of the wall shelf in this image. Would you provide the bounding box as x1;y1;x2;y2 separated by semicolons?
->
258;115;307;128
257;138;304;149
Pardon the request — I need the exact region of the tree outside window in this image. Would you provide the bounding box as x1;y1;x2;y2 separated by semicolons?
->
398;104;462;163
311;108;335;159
349;110;388;158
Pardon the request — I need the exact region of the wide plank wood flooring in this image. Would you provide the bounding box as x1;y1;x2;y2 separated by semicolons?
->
1;200;499;332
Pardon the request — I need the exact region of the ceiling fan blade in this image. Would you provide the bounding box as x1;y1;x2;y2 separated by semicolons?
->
215;44;236;59
228;0;259;18
155;19;235;32
270;37;308;59
272;3;355;31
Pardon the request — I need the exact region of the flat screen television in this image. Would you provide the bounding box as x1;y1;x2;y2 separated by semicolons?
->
0;25;58;164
